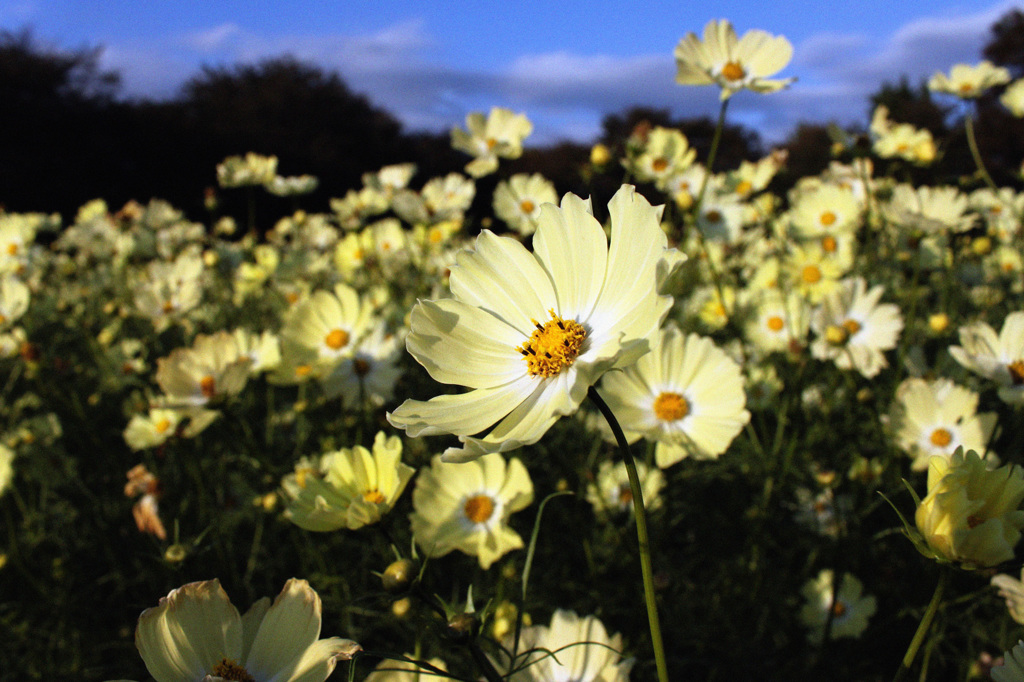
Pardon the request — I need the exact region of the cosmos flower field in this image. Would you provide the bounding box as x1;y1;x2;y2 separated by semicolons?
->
5;18;1024;682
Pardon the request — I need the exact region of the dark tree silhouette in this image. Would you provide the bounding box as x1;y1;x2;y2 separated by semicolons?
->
983;9;1024;78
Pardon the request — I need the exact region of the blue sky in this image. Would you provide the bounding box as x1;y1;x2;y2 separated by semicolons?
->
3;0;1021;145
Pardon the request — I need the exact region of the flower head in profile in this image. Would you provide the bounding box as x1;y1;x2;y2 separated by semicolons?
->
217;152;279;188
949;312;1024;405
674;19;795;100
451;107;533;177
993;567;1024;625
129;578;360;682
387;185;673;462
928;61;1011;99
914;448;1024;569
410;453;533;569
282;432;415;531
799;570;877;644
495;609;632;682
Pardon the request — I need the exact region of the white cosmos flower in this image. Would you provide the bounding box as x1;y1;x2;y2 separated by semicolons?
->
131;578;359;682
809;277;903;378
949;312;1024;405
387;185;674;462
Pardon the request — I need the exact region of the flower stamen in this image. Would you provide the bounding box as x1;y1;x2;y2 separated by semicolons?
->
517;310;586;378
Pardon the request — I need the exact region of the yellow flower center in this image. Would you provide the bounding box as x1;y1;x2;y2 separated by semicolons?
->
766;315;785;332
155;418;172;434
1009;360;1024;385
6;243;18;256
520;199;536;214
618;484;633;506
959;82;975;95
325;328;350;350
652;157;669;173
295;364;313;378
843;319;862;336
819;211;837;226
705;209;723;223
353;358;371;376
825;325;848;346
517;310;586;378
832;600;847;618
929;428;953;447
210;658;255;682
363;489;386;504
162;300;175;314
801;265;822;284
200;375;217;398
653;392;690;422
734;179;752;195
821;235;838;253
286;292;300;304
464;494;495;524
0;313;6;325
486;137;498;150
721;61;746;81
428;227;444;244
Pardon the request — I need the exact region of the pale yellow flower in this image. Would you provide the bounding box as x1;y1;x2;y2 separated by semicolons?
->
265;174;319;196
915;449;1024;569
493;173;558;236
928;61;1011;99
0;443;13;498
388;185;672;462
810;277;903;378
279;284;375;376
674;19;795;100
992;568;1024;625
132;578;359;682
949;312;1024;405
123;408;185;451
496;609;632;682
451;107;533;177
599;324;750;468
788;184;861;239
154;331;252;408
1001;79;1024;117
281;432;414;531
410;453;533;569
799;570;876;643
216;152;279;188
628;126;697;190
585;458;665;518
0;275;29;329
890;377;997;471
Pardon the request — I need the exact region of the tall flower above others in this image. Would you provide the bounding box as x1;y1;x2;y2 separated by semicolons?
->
387;185;673;462
674;19;795;100
928;61;1011;99
131;578;360;682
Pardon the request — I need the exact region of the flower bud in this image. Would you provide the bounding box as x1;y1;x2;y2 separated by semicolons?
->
381;558;418;593
915;449;1024;569
446;612;479;643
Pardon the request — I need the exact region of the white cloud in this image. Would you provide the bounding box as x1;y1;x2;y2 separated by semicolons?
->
181;23;242;53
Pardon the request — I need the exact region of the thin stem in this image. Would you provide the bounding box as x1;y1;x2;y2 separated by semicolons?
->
588;386;669;682
892;568;949;682
694;97;730;214
964;113;999;194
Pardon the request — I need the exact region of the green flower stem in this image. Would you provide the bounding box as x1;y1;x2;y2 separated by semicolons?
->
964;113;1000;195
588;386;669;682
694;97;730;213
892;568;949;682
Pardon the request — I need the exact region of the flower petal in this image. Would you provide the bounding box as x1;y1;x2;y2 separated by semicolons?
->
387;376;536;437
533;193;607;319
246;579;323;681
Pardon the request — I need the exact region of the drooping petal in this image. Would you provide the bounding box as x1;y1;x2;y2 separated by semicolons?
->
265;638;362;682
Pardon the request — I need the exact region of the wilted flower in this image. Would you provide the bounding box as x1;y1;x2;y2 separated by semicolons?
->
128;578;359;682
799;570;877;643
914;449;1024;569
409;453;533;570
388;185;673;462
674;19;795;100
281;432;415;531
